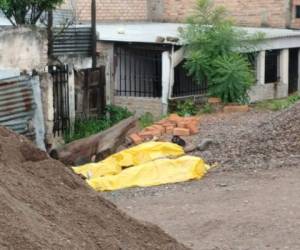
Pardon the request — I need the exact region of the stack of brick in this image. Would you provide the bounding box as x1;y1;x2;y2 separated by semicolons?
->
129;114;200;145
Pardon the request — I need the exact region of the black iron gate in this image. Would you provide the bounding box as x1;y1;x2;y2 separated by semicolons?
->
49;65;70;136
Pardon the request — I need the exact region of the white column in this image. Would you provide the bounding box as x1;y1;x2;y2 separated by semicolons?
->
106;45;114;105
162;51;171;115
256;50;266;85
280;49;289;85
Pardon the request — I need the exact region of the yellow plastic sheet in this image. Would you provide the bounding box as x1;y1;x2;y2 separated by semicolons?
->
73;142;184;179
87;156;210;191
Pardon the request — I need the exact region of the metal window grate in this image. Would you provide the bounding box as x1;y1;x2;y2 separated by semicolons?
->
115;46;162;98
296;5;300;18
172;61;207;97
265;50;280;84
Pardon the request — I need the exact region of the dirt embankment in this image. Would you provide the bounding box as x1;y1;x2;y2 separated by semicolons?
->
0;127;188;250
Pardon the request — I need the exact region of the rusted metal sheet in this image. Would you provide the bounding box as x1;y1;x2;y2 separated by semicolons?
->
0;76;36;137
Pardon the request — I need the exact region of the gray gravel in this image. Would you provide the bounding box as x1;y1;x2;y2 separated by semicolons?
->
192;103;300;170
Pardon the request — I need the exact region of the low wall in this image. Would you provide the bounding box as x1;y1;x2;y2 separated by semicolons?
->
114;96;163;118
249;83;289;102
0;27;47;72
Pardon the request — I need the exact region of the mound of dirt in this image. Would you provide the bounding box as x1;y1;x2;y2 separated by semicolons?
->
0;127;188;249
198;102;300;169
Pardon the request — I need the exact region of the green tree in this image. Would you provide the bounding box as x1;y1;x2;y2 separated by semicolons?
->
0;0;63;26
182;0;263;103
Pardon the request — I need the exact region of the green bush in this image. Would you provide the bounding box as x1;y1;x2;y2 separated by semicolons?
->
176;99;198;116
209;54;254;103
182;0;263;104
64;105;132;143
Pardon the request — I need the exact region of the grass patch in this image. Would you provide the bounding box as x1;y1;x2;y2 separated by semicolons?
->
139;112;155;129
254;94;300;111
199;103;214;114
64;105;132;143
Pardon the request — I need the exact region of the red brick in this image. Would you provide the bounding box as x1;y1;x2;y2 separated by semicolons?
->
173;128;190;136
152;125;166;134
129;133;143;144
208;97;222;104
186;122;199;135
139;131;154;140
166;126;174;135
168;113;181;123
223;105;250;113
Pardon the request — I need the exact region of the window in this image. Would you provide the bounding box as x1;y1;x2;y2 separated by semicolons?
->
265;50;280;84
296;5;300;18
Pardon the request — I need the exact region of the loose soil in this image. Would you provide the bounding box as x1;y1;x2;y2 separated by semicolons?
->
0;127;187;250
104;103;300;250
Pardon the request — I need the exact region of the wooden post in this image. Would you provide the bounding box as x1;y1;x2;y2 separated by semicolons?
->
92;0;97;69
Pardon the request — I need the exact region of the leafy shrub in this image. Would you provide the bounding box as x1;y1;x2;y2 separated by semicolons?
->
176;99;198;116
64;105;132;143
199;103;214;114
139;112;155;129
182;0;263;104
209;54;254;103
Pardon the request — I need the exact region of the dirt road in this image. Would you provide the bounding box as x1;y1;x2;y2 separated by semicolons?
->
104;107;300;250
105;167;300;250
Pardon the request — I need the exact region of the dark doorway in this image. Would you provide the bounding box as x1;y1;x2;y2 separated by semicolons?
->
289;48;299;94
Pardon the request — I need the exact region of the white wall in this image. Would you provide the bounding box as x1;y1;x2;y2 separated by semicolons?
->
0;27;47;72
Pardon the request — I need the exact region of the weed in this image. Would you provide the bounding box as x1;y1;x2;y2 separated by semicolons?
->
64;105;132;143
254;94;300;111
199;103;214;114
139;112;155;129
176;99;198;116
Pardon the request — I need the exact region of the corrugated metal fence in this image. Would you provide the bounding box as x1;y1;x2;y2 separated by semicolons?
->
51;27;92;56
0;76;36;138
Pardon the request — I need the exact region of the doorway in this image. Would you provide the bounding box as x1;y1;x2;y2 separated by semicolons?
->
289;48;299;94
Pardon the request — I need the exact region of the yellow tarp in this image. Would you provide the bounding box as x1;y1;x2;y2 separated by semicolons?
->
73;141;209;192
73;142;184;179
87;155;210;191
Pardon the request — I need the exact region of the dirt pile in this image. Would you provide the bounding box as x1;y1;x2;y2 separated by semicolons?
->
199;102;300;169
0;127;188;249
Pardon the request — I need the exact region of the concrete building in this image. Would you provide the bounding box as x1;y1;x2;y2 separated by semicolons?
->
59;0;300;117
95;23;300;116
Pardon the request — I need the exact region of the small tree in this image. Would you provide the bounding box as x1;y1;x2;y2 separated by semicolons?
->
0;0;63;26
182;0;263;103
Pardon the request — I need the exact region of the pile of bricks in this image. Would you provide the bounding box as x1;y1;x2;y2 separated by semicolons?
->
129;114;201;145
